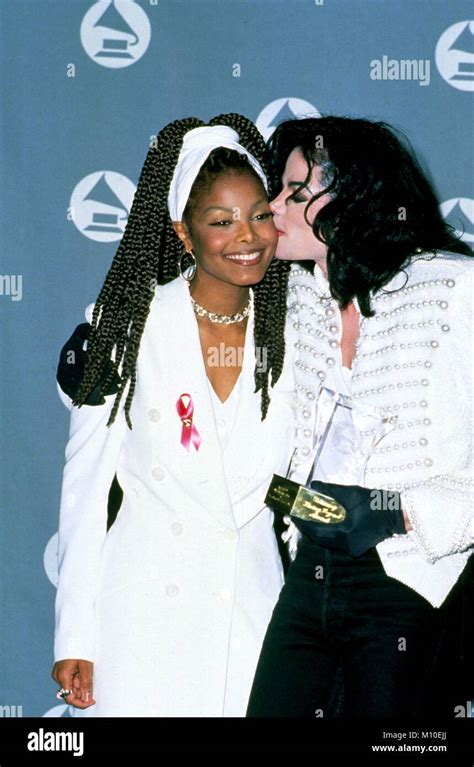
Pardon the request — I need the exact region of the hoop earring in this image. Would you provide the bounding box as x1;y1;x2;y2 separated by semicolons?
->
179;249;197;282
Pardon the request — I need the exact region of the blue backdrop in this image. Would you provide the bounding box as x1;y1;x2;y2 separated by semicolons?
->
1;0;473;717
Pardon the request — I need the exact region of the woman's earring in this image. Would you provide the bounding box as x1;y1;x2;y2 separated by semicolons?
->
179;249;197;282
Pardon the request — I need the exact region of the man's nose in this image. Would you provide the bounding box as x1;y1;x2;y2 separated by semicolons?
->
270;190;285;214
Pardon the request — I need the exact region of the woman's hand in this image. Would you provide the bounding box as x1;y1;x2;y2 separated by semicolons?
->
51;659;96;709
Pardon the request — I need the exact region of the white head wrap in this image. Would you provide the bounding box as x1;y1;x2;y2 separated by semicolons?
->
167;125;268;222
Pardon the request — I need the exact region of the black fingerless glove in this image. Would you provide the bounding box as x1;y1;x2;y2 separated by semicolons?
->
56;323;121;405
292;480;406;557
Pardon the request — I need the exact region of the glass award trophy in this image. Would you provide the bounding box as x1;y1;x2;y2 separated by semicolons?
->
265;387;397;526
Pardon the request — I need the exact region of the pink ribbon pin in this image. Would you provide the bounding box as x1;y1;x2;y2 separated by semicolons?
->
176;393;202;452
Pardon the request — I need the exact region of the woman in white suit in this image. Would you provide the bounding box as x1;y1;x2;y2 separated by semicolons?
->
51;113;295;717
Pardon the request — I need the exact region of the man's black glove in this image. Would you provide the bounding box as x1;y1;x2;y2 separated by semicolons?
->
291;480;406;557
56;322;121;405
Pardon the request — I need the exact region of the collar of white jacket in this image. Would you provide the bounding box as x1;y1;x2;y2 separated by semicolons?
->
167;125;268;222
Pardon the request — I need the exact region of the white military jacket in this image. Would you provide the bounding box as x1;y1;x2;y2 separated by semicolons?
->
54;276;295;717
287;252;474;607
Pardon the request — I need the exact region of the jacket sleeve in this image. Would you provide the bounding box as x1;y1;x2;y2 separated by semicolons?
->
401;265;474;562
54;392;127;662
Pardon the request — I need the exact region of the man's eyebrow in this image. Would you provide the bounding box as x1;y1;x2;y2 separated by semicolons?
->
287;181;314;194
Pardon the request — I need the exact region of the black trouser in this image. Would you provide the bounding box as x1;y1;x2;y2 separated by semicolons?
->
247;537;453;718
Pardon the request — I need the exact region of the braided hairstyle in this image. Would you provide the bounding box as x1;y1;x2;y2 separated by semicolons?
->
73;113;290;427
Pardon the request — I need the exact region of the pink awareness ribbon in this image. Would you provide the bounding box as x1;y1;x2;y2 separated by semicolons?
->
176;393;202;452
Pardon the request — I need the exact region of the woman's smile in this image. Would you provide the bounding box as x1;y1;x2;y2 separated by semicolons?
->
224;249;264;265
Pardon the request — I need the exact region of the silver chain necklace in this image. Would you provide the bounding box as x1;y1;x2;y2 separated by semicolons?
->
189;289;252;325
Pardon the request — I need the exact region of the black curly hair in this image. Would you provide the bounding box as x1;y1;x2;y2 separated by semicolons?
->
73;113;290;427
267;116;471;317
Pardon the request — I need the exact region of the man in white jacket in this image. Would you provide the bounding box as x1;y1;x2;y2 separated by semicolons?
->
247;115;474;718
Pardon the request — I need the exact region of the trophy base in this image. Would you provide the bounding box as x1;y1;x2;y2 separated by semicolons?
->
265;474;347;524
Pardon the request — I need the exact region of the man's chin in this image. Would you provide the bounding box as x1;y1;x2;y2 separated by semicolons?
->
275;249;298;261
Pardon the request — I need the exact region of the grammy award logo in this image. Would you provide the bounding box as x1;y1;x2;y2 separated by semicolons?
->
69;171;136;242
81;0;151;69
435;20;474;92
256;98;321;142
440;198;474;244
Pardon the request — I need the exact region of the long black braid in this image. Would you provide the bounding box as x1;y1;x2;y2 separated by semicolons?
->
73;113;290;427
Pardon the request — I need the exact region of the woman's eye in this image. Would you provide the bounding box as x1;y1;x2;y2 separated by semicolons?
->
291;195;307;204
254;211;273;221
209;220;232;226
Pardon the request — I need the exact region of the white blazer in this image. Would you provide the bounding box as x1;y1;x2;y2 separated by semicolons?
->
54;276;295;717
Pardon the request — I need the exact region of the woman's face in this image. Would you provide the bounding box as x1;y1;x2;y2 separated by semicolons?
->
271;148;331;273
178;171;277;289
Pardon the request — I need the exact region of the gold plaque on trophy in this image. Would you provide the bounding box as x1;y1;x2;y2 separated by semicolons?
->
265;474;347;524
265;387;398;532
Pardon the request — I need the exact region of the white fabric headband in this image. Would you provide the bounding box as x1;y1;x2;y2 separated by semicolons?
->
167;125;268;222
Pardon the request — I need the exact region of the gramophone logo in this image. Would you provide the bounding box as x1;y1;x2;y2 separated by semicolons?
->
440;198;474;244
81;0;151;68
70;171;136;242
43;532;59;588
435;20;474;91
256;98;321;141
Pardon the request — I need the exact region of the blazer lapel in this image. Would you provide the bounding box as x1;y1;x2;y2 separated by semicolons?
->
224;308;297;526
149;278;236;530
